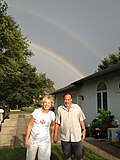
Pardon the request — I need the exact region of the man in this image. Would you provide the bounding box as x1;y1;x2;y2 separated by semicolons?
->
54;93;86;160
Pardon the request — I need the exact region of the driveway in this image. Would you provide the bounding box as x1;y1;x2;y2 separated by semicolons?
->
0;114;30;147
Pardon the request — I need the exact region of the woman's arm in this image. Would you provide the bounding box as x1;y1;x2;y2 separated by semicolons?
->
54;123;60;143
25;116;34;148
50;120;55;143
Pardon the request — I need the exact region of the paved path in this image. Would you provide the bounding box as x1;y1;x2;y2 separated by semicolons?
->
83;138;120;160
0;114;30;147
0;114;120;160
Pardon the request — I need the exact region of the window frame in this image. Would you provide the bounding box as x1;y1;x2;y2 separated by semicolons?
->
96;81;108;112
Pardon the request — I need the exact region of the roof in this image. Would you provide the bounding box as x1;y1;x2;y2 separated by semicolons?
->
52;64;120;94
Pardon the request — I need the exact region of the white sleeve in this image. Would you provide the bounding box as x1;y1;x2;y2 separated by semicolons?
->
55;107;61;125
51;111;55;121
77;105;86;121
31;109;37;119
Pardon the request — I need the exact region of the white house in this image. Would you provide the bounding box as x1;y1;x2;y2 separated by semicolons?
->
52;65;120;124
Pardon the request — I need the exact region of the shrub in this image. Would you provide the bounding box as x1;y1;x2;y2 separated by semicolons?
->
21;105;38;112
90;109;116;139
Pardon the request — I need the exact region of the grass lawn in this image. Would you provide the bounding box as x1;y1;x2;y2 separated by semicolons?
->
0;145;107;160
10;110;32;114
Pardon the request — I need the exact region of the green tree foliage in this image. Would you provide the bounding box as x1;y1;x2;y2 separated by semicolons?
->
38;73;55;94
97;48;120;71
0;0;55;109
0;0;32;80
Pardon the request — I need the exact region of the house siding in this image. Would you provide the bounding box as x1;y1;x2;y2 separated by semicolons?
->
106;73;120;122
53;67;120;124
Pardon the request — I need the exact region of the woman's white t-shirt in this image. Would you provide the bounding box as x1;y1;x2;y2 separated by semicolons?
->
30;108;55;142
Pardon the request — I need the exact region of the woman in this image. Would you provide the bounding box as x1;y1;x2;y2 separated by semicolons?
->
25;95;55;160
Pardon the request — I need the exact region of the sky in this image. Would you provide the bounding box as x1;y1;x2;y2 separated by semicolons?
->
6;0;120;89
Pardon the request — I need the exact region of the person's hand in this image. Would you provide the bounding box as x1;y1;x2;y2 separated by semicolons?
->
51;138;54;144
53;135;58;144
25;138;29;148
82;129;86;140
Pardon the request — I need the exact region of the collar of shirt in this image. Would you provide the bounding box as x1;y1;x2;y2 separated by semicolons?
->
62;104;75;111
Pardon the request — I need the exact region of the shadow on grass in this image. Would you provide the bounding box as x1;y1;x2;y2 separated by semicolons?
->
0;144;107;160
51;145;64;160
0;145;63;160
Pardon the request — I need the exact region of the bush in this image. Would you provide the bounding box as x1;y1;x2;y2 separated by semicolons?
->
90;109;116;139
21;105;38;112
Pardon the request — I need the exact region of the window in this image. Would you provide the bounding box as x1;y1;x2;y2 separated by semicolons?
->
97;82;108;112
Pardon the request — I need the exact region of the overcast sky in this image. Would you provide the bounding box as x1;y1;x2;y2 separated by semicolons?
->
6;0;120;89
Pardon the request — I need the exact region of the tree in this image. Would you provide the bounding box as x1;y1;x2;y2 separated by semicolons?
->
0;1;32;73
37;73;55;95
4;63;38;108
0;0;55;109
97;48;120;71
0;0;33;107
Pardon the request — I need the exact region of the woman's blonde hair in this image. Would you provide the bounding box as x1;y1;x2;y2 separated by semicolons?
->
41;95;54;108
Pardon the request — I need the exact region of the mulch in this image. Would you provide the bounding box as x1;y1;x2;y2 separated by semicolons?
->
111;141;120;148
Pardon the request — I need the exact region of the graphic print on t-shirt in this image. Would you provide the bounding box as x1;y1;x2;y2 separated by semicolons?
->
40;119;46;124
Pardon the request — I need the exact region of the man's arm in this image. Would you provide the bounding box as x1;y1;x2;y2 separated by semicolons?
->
80;121;86;140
